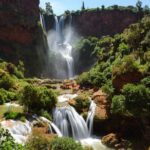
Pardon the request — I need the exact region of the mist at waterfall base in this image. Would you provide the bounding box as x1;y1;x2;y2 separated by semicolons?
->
46;15;78;79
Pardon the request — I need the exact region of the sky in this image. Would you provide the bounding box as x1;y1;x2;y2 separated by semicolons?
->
40;0;150;15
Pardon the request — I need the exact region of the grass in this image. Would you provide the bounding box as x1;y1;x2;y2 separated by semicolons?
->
0;104;23;120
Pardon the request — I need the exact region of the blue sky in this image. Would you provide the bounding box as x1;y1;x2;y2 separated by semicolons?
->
40;0;150;15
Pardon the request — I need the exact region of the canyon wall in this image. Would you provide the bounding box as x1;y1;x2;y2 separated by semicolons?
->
0;0;48;76
45;10;142;37
72;10;142;37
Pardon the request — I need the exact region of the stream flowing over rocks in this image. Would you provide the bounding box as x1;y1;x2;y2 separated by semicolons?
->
0;94;113;150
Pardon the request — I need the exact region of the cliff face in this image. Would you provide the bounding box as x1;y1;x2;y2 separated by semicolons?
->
72;10;142;37
0;0;48;76
45;10;142;37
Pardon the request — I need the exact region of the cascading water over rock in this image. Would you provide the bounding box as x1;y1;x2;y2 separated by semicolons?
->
53;106;89;139
86;100;97;135
40;14;46;31
52;98;97;139
47;15;74;79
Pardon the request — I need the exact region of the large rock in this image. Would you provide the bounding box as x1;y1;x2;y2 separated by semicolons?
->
102;133;130;149
92;90;110;120
112;71;143;91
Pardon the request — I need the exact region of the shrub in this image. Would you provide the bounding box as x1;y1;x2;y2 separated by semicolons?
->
122;84;150;115
0;89;7;104
50;137;83;150
0;126;25;150
101;80;114;99
25;133;51;150
74;94;90;112
0;89;17;104
111;95;126;114
0;74;15;90
20;85;57;114
141;76;150;87
112;55;139;77
4;111;26;121
76;72;91;87
40;110;52;120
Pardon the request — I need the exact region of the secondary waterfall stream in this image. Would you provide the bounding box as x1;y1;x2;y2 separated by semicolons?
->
47;15;74;79
50;96;111;150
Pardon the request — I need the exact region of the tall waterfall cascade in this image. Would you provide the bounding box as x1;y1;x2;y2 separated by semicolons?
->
47;15;74;79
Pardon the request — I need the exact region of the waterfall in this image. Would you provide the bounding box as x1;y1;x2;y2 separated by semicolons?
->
50;122;63;137
40;14;46;31
52;100;96;139
86;101;97;135
53;106;89;139
47;15;74;79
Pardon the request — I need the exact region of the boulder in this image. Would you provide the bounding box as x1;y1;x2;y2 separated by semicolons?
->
92;90;110;120
112;71;143;91
102;133;130;149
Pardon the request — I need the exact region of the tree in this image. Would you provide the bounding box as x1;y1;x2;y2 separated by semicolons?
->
101;5;105;10
81;1;85;10
136;0;143;12
143;5;150;14
45;2;53;15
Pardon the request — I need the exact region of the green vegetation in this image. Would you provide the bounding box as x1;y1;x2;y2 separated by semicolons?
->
4;111;26;122
111;95;126;115
70;1;150;16
20;84;57;114
50;137;83;150
25;128;52;150
0;89;17;104
74;94;91;113
77;15;150;118
122;84;150;116
0;126;25;150
73;37;98;74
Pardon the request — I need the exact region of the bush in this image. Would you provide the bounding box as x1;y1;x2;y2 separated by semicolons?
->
0;89;17;104
20;85;57;114
141;76;150;87
122;84;150;115
111;95;126;114
112;55;139;77
40;110;52;120
4;111;26;121
0;89;7;104
0;126;25;150
0;74;15;90
25;133;51;150
101;80;114;99
74;94;90;112
50;137;83;150
76;72;91;87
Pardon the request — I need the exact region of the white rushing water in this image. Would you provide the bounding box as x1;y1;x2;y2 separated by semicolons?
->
1;120;32;144
47;15;74;79
86;100;97;135
58;93;78;103
40;14;46;31
53;106;89;139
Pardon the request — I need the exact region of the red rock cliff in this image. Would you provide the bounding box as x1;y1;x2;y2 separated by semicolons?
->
0;0;48;76
72;10;142;37
0;0;39;44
